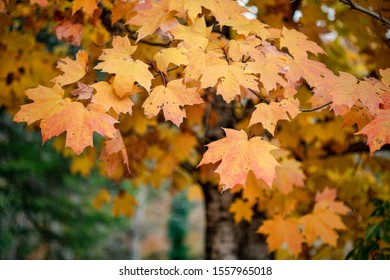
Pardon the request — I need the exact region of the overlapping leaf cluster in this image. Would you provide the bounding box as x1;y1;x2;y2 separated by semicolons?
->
2;0;389;258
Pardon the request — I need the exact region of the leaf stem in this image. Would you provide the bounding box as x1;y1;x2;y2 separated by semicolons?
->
300;101;333;112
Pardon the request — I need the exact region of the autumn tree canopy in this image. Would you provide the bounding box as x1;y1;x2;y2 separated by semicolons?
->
1;0;389;259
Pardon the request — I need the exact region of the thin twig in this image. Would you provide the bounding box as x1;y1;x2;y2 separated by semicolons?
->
248;88;270;104
300;101;333;112
153;66;179;78
339;0;390;27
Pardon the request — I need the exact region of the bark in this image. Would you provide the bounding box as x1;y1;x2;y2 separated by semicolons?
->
202;182;270;260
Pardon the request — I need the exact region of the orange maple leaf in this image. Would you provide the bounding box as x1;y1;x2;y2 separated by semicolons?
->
198;129;280;190
273;158;305;195
91;81;134;115
54;20;83;46
248;99;300;135
41;102;118;155
229;198;254;223
299;203;347;247
315;187;350;215
112;190;137;217
356;110;390;155
72;0;98;16
142;78;203;126
258;215;303;256
51;50;88;86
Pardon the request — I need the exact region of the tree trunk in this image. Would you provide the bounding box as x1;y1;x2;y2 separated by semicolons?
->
202;182;270;260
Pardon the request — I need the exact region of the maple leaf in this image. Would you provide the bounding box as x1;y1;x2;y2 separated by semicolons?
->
170;17;212;50
92;188;111;209
51;50;88;86
280;27;326;59
71;82;94;100
95;36;153;97
248;99;300;135
91;81;134;115
273;159;305;195
54;20;83;46
127;1;179;41
13;84;66;125
229;198;254;223
245;57;287;93
200;62;258;102
198;129;280;190
299;204;346;247
100;129;130;176
171;132;198;161
356;110;390;155
258;215;303;256
315;187;350;215
41;102;118;155
142;79;204;126
225;18;269;39
380;68;390;87
112;190;137;217
228;36;262;62
154;47;188;73
72;0;99;17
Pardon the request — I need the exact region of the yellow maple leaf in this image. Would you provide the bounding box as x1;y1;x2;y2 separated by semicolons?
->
200;62;258;102
142;78;203;126
51;50;88;86
112;190;137;217
154;47;188;73
92;188;111;210
91;81;134;115
95;36;153;97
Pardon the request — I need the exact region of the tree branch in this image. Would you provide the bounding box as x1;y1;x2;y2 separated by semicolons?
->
339;0;390;27
300;101;333;112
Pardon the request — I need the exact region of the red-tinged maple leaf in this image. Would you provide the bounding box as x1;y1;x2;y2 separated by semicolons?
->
299;204;346;247
126;1;179;41
313;72;358;109
95;36;153;97
100;129;130;176
273;159;305;195
248;99;300;135
198;129;280;190
342;104;374;130
72;0;99;16
229;198;254;223
13;84;66;125
315;187;350;215
54;20;83;46
154;47;188;73
142;78;203;126
356;110;390;155
91;81;134;115
353;79;387;115
200;62;258;102
380;68;390;87
170;17;212;50
71;82;94;100
258;215;303;256
51;50;88;86
41;102;118;155
280;26;326;59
